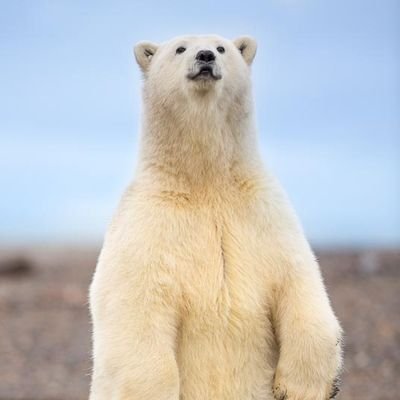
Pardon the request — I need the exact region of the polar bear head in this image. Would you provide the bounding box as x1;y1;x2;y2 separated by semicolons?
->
134;35;257;110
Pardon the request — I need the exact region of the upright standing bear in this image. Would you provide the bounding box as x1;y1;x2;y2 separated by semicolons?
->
89;34;343;400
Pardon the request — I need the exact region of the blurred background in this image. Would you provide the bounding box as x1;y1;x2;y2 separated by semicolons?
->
0;1;399;399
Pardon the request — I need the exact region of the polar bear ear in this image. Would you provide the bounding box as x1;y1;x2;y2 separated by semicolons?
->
233;36;257;65
134;41;159;73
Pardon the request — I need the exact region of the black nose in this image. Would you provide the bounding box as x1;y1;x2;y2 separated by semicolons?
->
196;50;216;63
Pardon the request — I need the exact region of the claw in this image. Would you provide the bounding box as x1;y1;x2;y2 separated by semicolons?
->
329;377;341;399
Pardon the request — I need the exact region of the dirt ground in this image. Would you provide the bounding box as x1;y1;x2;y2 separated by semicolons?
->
0;246;399;400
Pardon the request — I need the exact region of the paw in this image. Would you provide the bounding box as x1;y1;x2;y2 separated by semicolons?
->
273;382;288;400
273;378;340;400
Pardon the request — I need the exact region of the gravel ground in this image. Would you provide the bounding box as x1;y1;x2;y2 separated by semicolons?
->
0;247;399;400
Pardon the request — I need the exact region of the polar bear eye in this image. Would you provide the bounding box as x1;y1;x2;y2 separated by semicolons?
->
176;47;186;54
216;46;225;54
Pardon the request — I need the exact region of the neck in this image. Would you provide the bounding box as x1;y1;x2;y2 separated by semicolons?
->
136;90;261;191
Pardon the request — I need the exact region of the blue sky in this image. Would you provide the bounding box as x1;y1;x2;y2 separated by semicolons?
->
0;0;399;247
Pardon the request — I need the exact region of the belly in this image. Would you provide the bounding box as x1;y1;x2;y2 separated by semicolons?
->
177;258;277;400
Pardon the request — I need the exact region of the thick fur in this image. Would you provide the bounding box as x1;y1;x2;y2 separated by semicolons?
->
89;35;343;400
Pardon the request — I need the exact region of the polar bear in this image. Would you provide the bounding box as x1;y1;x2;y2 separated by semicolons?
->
89;34;343;400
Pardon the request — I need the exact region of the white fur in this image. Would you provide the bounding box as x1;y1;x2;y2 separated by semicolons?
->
89;34;343;400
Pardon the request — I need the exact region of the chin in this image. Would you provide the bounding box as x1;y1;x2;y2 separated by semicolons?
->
188;77;221;94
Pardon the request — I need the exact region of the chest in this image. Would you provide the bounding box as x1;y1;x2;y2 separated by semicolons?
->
178;197;274;327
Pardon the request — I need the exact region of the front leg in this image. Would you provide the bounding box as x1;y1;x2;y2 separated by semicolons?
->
89;249;181;400
272;248;343;400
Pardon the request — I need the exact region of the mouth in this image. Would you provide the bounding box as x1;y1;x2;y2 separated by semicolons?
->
187;63;222;81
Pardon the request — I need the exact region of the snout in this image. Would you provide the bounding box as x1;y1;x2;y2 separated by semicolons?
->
187;49;222;81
